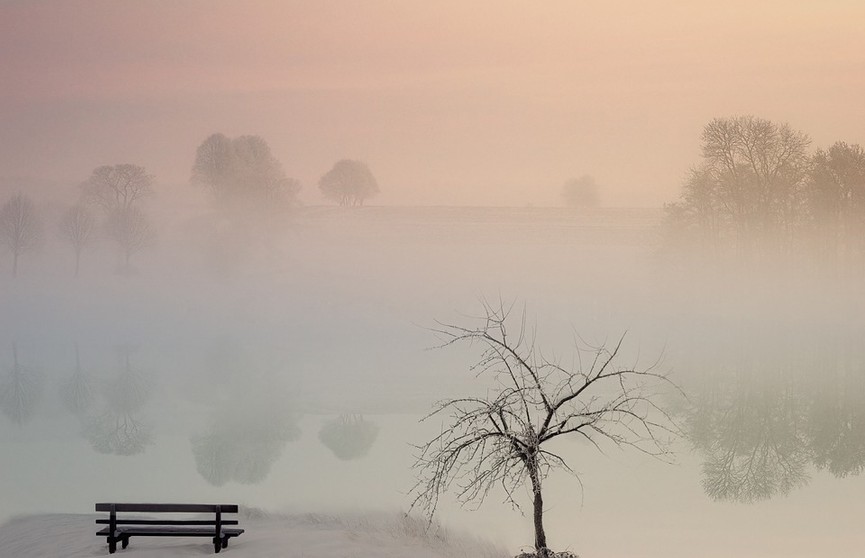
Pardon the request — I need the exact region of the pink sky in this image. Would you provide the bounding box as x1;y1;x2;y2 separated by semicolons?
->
1;0;863;206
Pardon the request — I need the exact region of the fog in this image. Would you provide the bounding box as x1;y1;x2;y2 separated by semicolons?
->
2;3;865;557
1;203;864;556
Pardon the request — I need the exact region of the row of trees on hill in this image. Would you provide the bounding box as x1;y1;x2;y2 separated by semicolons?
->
0;133;379;277
81;164;157;274
0;164;156;277
665;116;865;265
191;133;379;210
0;194;41;277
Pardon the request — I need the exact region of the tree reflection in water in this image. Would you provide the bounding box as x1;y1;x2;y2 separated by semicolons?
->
318;414;379;460
59;345;95;417
84;411;152;455
84;349;153;456
0;344;42;427
191;385;301;486
683;325;865;502
688;369;811;502
806;361;865;478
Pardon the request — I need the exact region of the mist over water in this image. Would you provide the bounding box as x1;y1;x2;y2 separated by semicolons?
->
1;204;864;556
2;3;864;556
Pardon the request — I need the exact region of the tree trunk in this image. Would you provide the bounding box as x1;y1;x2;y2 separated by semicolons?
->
527;460;548;556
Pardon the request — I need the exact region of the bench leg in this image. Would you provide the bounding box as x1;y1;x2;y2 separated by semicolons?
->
222;536;229;549
121;536;129;549
108;537;116;554
213;537;221;553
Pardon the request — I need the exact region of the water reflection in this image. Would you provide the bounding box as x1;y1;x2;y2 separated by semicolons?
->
318;414;379;460
59;345;95;417
806;366;865;478
84;411;152;455
0;345;42;427
688;370;811;502
683;326;865;502
190;383;301;486
83;349;154;456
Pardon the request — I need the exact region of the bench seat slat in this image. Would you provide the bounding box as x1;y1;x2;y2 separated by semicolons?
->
97;526;244;537
95;519;239;526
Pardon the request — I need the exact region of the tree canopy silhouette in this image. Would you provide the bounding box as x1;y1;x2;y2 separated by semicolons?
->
192;133;300;211
318;159;379;206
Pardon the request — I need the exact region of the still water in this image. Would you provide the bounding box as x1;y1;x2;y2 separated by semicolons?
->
2;208;864;557
2;404;864;558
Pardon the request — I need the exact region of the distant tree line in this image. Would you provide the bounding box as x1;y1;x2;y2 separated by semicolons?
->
0;133;379;277
0;163;157;277
81;163;156;274
191;134;378;210
664;115;865;267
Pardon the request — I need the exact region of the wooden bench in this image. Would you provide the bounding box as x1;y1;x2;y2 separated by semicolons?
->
95;503;244;554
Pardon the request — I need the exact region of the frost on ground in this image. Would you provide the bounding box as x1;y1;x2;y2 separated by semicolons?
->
0;509;508;558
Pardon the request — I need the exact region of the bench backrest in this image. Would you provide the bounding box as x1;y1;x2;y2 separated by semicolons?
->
95;503;240;540
95;503;238;514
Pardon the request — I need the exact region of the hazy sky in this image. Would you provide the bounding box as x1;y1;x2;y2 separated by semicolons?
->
1;0;863;206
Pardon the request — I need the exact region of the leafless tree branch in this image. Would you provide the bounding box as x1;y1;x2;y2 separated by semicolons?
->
410;301;682;556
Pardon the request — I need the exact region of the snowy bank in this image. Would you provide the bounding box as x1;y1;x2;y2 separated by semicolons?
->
0;510;508;558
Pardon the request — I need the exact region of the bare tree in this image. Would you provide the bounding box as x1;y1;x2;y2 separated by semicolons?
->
0;193;42;277
700;116;810;254
660;166;723;262
318;159;379;206
81;164;154;214
104;206;155;273
667;116;811;260
58;203;96;277
410;301;680;558
806;141;865;261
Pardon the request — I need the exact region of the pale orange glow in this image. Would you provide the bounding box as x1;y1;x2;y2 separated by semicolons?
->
1;0;863;206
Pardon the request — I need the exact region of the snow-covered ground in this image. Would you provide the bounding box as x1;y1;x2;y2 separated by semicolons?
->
0;511;507;558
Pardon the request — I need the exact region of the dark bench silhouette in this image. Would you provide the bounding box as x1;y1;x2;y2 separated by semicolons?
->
95;503;244;554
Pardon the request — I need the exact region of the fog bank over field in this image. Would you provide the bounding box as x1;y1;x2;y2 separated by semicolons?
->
3;2;865;556
2;205;864;557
